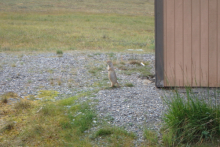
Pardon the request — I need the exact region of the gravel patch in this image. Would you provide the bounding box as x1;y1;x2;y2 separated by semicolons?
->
0;51;165;145
92;82;164;143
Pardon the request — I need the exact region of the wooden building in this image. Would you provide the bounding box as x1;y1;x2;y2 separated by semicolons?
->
155;0;220;87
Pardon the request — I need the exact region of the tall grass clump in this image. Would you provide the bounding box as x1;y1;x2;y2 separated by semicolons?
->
144;128;158;146
1;96;8;103
163;88;220;145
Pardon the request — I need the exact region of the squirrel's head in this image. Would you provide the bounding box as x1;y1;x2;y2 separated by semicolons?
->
106;60;112;66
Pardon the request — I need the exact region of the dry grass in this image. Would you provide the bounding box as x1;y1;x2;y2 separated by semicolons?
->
14;100;32;110
0;92;18;103
0;90;96;146
0;121;14;133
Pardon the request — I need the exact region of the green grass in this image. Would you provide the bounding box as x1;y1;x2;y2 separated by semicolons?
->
71;102;96;133
0;90;97;146
0;89;140;146
56;50;63;55
0;0;154;52
95;128;113;136
144;128;158;146
91;127;136;146
124;83;134;87
162;88;220;146
88;65;105;75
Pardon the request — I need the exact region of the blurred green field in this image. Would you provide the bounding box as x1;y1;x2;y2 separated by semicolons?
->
0;0;154;52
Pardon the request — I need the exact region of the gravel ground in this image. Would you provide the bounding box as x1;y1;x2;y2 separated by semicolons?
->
0;51;166;145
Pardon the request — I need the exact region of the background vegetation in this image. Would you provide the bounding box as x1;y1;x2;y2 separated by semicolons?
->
0;0;154;52
0;0;155;146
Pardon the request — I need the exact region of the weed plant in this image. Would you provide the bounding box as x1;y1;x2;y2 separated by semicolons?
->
163;88;220;145
56;50;63;55
144;128;158;146
124;83;134;87
95;128;113;136
1;96;8;103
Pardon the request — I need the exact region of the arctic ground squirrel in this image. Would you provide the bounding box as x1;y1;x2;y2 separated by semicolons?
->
106;60;120;87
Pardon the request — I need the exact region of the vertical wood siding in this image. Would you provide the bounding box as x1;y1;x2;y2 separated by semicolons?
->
200;0;209;86
183;0;192;86
163;0;220;87
163;0;167;86
165;0;175;86
209;0;218;87
218;1;220;86
175;0;184;86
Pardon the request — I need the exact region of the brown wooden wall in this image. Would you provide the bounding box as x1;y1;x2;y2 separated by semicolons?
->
163;0;220;87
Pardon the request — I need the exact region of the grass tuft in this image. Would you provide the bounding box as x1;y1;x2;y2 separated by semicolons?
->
95;128;113;137
163;88;220;145
57;78;62;85
88;66;104;76
2;91;18;98
14;100;31;110
1;92;18;103
124;83;134;87
39;104;58;116
144;128;158;146
56;50;63;55
0;121;14;133
128;60;141;65
11;63;16;67
1;96;8;103
92;127;136;146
